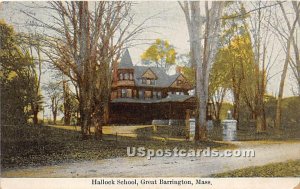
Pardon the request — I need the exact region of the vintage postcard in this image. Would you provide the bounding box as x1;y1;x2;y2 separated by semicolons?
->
0;1;299;189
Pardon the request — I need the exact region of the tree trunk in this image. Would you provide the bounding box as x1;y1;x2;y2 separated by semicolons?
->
275;52;290;129
233;100;240;129
256;48;267;133
103;103;109;125
274;35;296;129
275;2;299;129
179;1;224;141
232;77;241;130
93;105;103;140
63;80;71;125
78;1;93;139
53;110;57;125
199;87;208;139
79;81;92;139
33;109;38;126
192;1;205;141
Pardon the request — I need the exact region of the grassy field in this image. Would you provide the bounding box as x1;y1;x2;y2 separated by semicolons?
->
1;125;233;169
212;159;300;177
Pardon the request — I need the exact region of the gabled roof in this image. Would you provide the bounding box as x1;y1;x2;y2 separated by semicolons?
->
117;49;192;89
119;49;133;68
168;73;192;88
141;68;158;79
133;66;180;88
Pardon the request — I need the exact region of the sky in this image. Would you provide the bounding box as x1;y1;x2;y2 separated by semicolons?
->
129;1;299;98
0;1;299;118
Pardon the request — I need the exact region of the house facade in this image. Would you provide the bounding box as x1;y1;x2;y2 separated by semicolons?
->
109;49;198;124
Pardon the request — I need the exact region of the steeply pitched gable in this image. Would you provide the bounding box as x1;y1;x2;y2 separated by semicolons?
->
141;68;157;79
169;74;192;89
133;66;183;88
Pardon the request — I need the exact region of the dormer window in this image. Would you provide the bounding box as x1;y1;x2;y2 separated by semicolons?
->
141;78;156;85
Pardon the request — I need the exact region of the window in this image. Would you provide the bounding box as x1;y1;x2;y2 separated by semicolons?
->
141;78;156;85
127;89;132;98
145;91;151;99
124;73;129;80
139;90;144;99
146;79;151;85
119;73;123;80
177;80;182;85
150;79;156;85
153;91;157;99
129;73;133;80
133;90;136;98
157;91;162;99
121;89;127;98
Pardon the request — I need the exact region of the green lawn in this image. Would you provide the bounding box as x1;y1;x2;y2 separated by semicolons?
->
212;160;300;177
1;125;233;169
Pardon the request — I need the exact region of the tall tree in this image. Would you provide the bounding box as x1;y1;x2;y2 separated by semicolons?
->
43;82;63;125
22;2;145;138
209;4;250;125
141;39;177;71
246;1;280;132
214;29;257;128
179;1;225;140
274;2;300;128
209;53;230;123
18;33;44;126
291;2;300;95
0;20;39;125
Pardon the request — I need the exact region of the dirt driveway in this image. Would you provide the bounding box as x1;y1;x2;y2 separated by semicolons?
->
2;141;300;177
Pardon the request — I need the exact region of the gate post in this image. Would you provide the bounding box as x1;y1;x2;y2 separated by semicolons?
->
185;109;191;140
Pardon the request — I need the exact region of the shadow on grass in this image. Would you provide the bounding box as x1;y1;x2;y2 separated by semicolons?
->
1;124;232;169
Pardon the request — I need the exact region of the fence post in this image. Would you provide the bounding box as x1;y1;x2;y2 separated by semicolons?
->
116;132;118;142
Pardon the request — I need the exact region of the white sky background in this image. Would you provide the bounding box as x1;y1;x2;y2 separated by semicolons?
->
0;1;299;118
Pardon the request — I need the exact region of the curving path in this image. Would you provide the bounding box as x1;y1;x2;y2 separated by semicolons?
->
2;141;300;177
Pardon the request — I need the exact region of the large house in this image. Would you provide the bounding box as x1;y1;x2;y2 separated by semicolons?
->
108;49;198;124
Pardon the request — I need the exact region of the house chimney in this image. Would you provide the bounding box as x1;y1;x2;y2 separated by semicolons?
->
112;61;119;81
